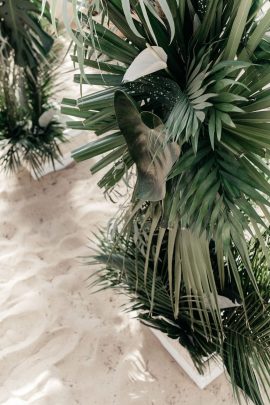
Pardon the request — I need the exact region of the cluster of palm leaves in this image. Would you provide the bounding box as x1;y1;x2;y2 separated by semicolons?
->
0;0;65;175
93;226;270;405
58;1;270;403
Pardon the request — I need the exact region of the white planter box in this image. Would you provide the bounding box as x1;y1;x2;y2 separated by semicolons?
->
150;328;224;389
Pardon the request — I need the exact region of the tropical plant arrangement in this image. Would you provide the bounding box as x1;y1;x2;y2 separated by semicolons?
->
54;0;270;403
0;0;65;175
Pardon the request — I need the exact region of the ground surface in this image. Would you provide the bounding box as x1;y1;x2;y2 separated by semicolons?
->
0;157;238;405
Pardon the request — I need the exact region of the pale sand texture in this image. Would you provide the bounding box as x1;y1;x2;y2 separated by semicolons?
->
0;157;238;405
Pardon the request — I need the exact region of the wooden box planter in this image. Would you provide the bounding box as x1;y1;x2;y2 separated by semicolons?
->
150;328;224;389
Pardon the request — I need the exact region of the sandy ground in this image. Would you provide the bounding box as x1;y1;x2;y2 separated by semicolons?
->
0;154;238;405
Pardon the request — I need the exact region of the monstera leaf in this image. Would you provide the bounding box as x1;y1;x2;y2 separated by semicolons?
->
0;0;53;67
114;90;180;201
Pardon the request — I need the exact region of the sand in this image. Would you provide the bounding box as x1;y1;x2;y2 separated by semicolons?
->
0;154;239;405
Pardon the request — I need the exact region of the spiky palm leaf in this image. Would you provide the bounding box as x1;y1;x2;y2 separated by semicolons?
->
0;13;65;175
0;0;53;67
92;226;270;405
59;1;270;403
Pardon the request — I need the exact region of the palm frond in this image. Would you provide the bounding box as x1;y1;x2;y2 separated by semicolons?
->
92;226;270;404
0;0;53;67
59;2;270;403
0;16;65;174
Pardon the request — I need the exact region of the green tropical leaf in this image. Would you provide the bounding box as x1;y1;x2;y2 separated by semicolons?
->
0;0;53;67
222;0;252;60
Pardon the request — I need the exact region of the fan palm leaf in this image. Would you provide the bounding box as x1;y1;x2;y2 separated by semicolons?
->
59;1;270;403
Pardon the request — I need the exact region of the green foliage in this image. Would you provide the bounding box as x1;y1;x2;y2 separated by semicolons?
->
0;112;63;174
0;56;65;175
0;2;65;175
93;226;270;405
60;1;270;403
0;0;53;67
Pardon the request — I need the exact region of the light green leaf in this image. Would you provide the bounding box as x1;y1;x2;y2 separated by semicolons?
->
209;110;216;149
244;8;270;56
223;0;252;60
121;0;144;39
156;0;175;43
